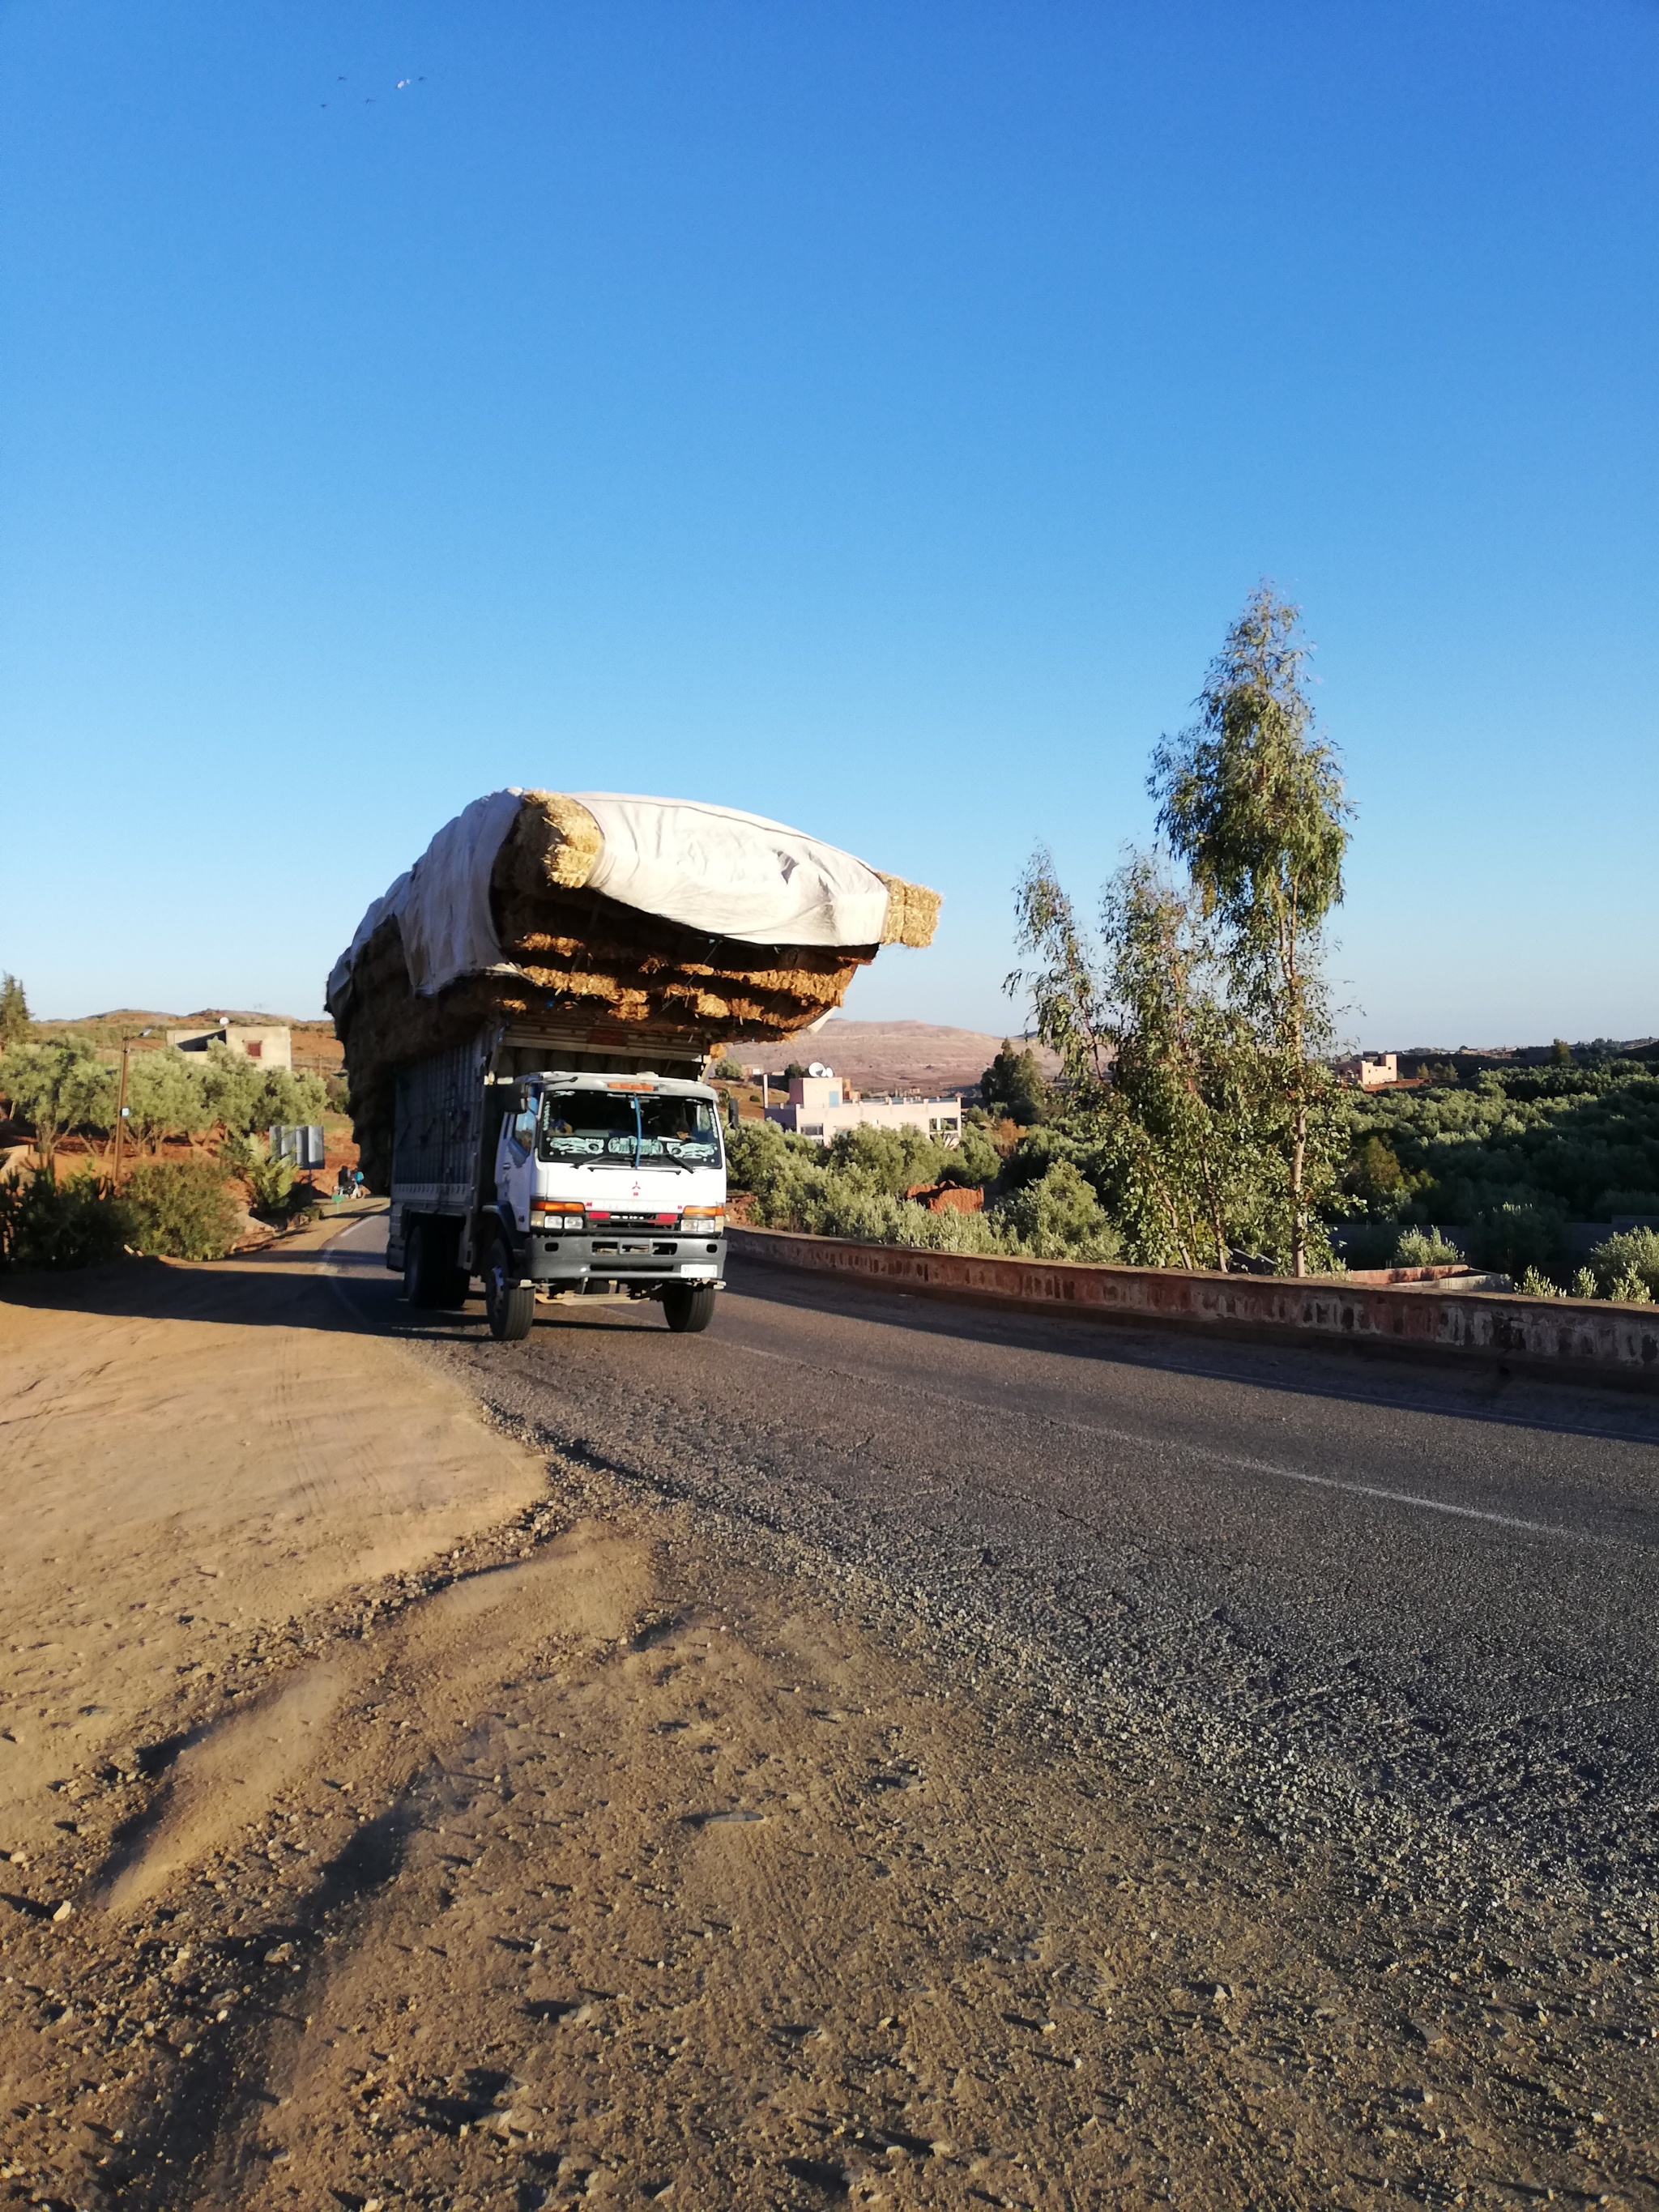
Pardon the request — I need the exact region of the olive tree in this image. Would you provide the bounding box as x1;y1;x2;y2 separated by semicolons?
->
123;1051;212;1153
0;1038;116;1176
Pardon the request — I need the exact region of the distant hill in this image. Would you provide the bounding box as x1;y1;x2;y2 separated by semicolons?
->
727;1019;1059;1097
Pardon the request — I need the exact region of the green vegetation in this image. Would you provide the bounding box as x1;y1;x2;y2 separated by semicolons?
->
977;1042;1051;1127
0;1038;116;1173
0;973;29;1048
121;1158;242;1260
1393;1225;1462;1268
0;1155;242;1270
0;1167;132;1272
1008;589;1350;1275
726;1117;1118;1260
0;1035;329;1161
1343;1062;1659;1291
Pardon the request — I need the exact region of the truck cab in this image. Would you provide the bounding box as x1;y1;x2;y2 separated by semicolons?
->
479;1070;727;1338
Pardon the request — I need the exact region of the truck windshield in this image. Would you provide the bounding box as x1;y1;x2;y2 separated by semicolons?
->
537;1090;723;1171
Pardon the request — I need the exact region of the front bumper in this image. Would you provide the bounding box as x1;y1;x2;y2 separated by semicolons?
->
522;1230;727;1287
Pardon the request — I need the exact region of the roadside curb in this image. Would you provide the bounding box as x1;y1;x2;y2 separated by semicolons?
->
727;1225;1659;1389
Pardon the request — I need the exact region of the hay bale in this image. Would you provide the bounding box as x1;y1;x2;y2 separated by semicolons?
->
329;790;939;1188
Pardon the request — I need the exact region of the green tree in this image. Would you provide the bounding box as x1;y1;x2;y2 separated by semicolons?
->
0;974;29;1047
123;1051;211;1153
0;1038;116;1177
1010;848;1262;1269
1151;586;1351;1275
978;1041;1051;1127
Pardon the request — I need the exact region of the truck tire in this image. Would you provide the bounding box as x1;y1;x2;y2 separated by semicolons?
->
405;1219;470;1310
661;1283;717;1333
404;1220;445;1309
484;1234;535;1342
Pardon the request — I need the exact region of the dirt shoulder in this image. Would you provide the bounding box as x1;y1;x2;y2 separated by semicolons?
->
0;1244;1653;2210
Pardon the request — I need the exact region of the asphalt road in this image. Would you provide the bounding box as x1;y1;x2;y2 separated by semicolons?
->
324;1214;1659;1913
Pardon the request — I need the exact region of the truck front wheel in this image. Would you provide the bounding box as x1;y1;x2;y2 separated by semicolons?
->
484;1234;535;1342
661;1283;717;1333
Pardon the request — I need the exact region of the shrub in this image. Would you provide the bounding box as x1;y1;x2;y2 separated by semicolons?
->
1393;1225;1462;1268
825;1122;951;1197
0;1167;133;1272
936;1123;1001;1188
1587;1226;1659;1302
995;1161;1122;1262
710;1056;746;1081
1518;1266;1567;1298
245;1151;296;1215
1470;1203;1563;1278
724;1118;819;1197
122;1159;241;1260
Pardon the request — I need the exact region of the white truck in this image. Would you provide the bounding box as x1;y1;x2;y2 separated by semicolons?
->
387;1023;726;1342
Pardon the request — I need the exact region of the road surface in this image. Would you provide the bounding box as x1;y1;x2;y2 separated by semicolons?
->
326;1213;1659;1911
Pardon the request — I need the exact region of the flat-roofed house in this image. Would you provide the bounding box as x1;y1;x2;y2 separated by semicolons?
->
165;1021;292;1070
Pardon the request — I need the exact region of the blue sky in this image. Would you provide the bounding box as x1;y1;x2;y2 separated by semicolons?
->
2;1;1654;1046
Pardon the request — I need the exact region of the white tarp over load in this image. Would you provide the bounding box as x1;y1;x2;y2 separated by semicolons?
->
329;789;904;1005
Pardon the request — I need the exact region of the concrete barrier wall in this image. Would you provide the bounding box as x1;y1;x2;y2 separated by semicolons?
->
727;1225;1659;1387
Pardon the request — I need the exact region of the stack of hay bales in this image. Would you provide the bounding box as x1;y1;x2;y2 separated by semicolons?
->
327;789;940;1187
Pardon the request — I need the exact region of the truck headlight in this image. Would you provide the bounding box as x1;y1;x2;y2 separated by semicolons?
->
531;1206;587;1231
680;1207;725;1231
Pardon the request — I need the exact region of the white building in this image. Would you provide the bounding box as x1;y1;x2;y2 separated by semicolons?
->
763;1072;962;1145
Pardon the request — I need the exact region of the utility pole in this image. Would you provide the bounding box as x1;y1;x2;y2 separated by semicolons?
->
111;1028;151;1183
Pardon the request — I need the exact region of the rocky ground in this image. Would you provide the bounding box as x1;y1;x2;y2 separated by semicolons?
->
1;1234;1655;2209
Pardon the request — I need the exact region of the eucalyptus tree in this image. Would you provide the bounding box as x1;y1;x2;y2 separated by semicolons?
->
1151;587;1351;1275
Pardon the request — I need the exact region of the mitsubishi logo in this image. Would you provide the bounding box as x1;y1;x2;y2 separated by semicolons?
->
630;1180;642;1198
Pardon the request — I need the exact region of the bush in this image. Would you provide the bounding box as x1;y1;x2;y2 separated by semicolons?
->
936;1123;1002;1188
1393;1225;1462;1268
825;1122;952;1197
245;1150;296;1215
122;1159;241;1260
0;1167;133;1272
710;1057;746;1082
724;1118;819;1196
1470;1203;1563;1278
1587;1226;1659;1303
1518;1266;1567;1298
994;1161;1122;1262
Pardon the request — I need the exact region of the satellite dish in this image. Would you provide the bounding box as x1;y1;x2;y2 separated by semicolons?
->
808;1061;827;1078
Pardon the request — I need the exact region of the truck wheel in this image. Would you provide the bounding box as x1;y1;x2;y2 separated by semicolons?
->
405;1220;470;1311
661;1283;717;1333
404;1221;445;1309
484;1234;535;1342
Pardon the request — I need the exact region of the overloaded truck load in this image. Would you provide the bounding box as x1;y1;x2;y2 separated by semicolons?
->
326;787;940;1194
